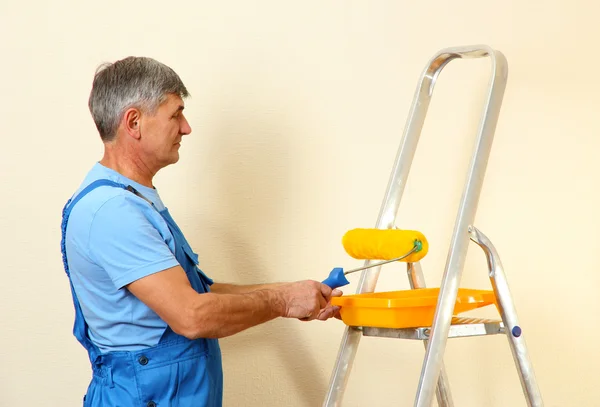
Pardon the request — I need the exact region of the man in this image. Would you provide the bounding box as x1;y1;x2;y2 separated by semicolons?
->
60;56;341;407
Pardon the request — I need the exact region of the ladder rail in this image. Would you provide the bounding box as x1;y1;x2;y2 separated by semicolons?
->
469;227;543;407
414;45;508;407
408;262;454;407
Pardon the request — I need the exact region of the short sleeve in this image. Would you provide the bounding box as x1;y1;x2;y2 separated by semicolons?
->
88;193;180;289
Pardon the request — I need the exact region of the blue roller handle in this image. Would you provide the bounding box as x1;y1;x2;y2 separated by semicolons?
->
322;267;350;289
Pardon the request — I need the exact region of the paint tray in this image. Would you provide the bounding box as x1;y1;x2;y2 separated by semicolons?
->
331;288;496;329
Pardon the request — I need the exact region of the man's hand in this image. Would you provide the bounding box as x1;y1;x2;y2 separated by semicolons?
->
273;280;342;321
315;287;342;321
315;302;342;321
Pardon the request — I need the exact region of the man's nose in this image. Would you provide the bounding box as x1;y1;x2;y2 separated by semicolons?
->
180;115;192;135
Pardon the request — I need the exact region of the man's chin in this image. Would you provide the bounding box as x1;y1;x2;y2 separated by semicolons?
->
160;153;180;169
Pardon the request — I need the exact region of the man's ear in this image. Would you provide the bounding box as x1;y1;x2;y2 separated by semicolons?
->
123;108;142;139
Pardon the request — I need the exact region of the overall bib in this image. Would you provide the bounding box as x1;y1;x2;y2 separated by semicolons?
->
60;179;223;407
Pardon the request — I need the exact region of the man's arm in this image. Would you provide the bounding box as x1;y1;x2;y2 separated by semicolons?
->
85;194;339;337
126;266;338;339
210;282;285;295
211;282;342;321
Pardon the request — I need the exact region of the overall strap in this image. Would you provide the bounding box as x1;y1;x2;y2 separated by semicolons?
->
61;179;128;277
60;179;128;364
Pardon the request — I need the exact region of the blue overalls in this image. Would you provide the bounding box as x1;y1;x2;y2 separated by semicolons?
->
60;179;223;407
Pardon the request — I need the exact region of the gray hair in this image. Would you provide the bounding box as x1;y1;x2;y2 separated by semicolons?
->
88;56;190;142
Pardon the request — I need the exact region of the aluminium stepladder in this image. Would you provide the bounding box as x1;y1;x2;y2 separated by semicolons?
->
323;45;543;407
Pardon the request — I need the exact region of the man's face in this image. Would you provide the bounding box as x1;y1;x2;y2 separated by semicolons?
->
139;93;192;169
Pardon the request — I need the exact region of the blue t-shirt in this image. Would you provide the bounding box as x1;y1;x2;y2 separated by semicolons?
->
64;163;180;353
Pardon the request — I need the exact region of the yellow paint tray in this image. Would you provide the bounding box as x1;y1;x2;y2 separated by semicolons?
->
331;288;496;329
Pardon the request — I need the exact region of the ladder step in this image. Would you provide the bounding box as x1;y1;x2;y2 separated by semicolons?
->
361;317;505;340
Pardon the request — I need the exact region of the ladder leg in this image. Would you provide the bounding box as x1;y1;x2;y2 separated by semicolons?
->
432;366;453;407
414;285;457;407
408;263;454;407
323;256;389;406
322;326;362;406
468;227;543;407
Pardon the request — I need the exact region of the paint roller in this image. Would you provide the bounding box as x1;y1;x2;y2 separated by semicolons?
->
322;228;428;289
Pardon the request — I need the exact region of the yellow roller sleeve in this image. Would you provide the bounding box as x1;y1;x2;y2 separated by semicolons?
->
342;228;428;262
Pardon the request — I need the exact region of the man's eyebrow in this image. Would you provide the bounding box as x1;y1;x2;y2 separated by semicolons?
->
173;105;185;114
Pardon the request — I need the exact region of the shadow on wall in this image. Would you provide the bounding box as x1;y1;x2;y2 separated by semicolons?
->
194;106;329;406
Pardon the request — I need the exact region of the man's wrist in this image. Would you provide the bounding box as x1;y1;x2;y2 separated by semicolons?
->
259;287;286;318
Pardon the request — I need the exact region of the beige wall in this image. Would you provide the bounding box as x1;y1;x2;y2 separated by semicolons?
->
1;1;598;406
